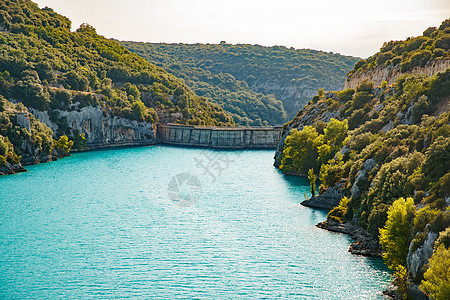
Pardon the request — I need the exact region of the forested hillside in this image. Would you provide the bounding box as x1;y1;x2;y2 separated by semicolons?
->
349;19;450;76
276;19;450;299
0;0;234;172
120;42;359;123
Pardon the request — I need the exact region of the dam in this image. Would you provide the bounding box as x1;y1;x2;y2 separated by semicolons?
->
157;123;283;149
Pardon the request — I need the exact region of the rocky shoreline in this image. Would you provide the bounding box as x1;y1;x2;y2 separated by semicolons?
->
316;219;383;257
0;152;70;176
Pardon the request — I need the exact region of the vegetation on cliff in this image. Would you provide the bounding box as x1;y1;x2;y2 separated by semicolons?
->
349;18;450;76
277;20;450;298
0;0;236;168
120;41;359;121
0;96;52;166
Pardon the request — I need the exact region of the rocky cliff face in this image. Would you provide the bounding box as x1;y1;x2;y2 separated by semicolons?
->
31;106;157;150
407;227;438;281
250;80;322;115
345;59;450;90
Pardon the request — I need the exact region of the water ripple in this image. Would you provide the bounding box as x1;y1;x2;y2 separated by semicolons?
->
0;146;391;299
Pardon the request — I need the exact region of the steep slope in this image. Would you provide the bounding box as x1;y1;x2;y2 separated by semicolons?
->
0;95;54;174
275;18;450;299
120;42;359;120
0;0;235;172
346;19;450;89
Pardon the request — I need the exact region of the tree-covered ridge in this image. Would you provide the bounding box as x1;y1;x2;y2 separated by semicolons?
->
277;69;450;297
349;19;450;76
0;0;71;31
120;41;288;126
120;41;359;120
0;0;234;131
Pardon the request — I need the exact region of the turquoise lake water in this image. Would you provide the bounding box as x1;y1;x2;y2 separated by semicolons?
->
0;146;391;299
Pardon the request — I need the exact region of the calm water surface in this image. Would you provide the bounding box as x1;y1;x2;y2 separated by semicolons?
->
0;146;391;299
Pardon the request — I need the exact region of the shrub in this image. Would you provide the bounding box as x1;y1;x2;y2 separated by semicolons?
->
0;155;6;167
434;227;450;249
410;232;427;252
54;135;74;154
327;196;349;223
435;33;450;50
72;132;86;150
420;245;450;299
336;89;355;102
413;206;441;234
353;91;372;109
356;79;374;93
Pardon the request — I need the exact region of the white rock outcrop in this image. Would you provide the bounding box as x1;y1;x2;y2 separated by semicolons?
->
31;106;157;149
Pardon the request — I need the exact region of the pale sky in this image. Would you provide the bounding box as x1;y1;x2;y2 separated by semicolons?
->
34;0;450;58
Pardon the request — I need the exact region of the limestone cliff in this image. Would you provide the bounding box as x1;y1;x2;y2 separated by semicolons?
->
30;106;157;150
345;59;450;90
249;80;330;116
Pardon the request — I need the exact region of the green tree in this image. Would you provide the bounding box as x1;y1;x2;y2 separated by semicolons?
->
379;197;416;270
420;245;450;299
280;126;319;174
324;118;348;149
54;135;74;154
72;132;86;150
308;168;316;197
327;196;349;223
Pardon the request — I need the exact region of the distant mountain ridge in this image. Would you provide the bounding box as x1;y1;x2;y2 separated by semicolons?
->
120;41;360;124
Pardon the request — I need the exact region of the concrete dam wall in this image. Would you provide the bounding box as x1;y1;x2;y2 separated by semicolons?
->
157;124;283;149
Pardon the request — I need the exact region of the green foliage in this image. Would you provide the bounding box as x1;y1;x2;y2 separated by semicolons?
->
71;131;86;150
280;126;318;174
324;119;348;149
420;245;450;299
277;21;450;296
279;118;348;175
352;92;372;109
0;0;235;131
421;137;450;183
282;70;449;242
379;197;415;270
0;0;71;31
327;196;349;223
319;154;344;190
54;135;73;154
434;227;450;249
0;155;6;167
336;89;355;102
411;95;430;123
364;152;423;235
349;18;450;75
308;168;316;197
0;96;53;162
356;79;374;93
413;206;442;234
120;41;359;120
0;135;18;165
410;232;427;253
394;265;409;299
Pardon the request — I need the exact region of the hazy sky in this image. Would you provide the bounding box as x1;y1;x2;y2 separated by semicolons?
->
34;0;450;58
